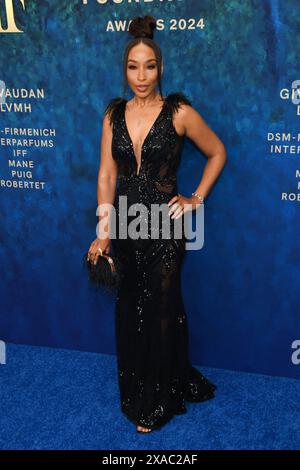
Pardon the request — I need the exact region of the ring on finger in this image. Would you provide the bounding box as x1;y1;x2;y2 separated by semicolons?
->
175;204;184;216
169;202;179;214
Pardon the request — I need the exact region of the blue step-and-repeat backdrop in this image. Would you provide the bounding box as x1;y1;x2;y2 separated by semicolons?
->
0;0;299;379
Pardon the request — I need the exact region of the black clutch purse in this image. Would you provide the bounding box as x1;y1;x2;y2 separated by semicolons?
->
83;249;122;291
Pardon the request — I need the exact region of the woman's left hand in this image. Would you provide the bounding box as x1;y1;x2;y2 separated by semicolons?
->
167;193;202;219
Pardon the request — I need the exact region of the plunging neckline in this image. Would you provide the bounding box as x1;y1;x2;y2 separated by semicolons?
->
123;96;166;176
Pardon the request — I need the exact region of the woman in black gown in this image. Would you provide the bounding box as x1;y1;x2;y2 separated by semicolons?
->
87;16;227;433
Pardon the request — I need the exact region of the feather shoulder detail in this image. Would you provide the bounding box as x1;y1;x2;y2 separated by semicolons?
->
104;97;126;126
165;92;192;115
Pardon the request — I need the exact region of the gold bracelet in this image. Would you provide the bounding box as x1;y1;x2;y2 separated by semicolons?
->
192;192;204;204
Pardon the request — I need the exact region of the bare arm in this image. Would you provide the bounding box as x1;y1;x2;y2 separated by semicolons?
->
96;112;118;239
87;111;118;261
167;103;227;218
179;104;227;200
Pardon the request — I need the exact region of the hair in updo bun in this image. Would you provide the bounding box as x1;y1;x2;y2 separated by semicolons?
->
122;16;163;98
129;15;156;40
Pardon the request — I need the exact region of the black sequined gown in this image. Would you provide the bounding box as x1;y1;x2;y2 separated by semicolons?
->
106;92;216;430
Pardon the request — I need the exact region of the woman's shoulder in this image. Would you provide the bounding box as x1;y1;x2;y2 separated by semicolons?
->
103;96;126;126
165;91;193;114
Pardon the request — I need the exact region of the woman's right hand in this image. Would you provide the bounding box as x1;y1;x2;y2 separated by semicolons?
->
87;237;110;265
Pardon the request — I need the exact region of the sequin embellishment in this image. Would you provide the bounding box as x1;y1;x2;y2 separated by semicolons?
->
108;92;217;431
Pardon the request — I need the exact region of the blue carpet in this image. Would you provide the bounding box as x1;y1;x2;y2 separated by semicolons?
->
0;343;299;450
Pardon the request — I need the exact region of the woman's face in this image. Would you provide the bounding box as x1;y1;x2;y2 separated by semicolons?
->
126;43;162;97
